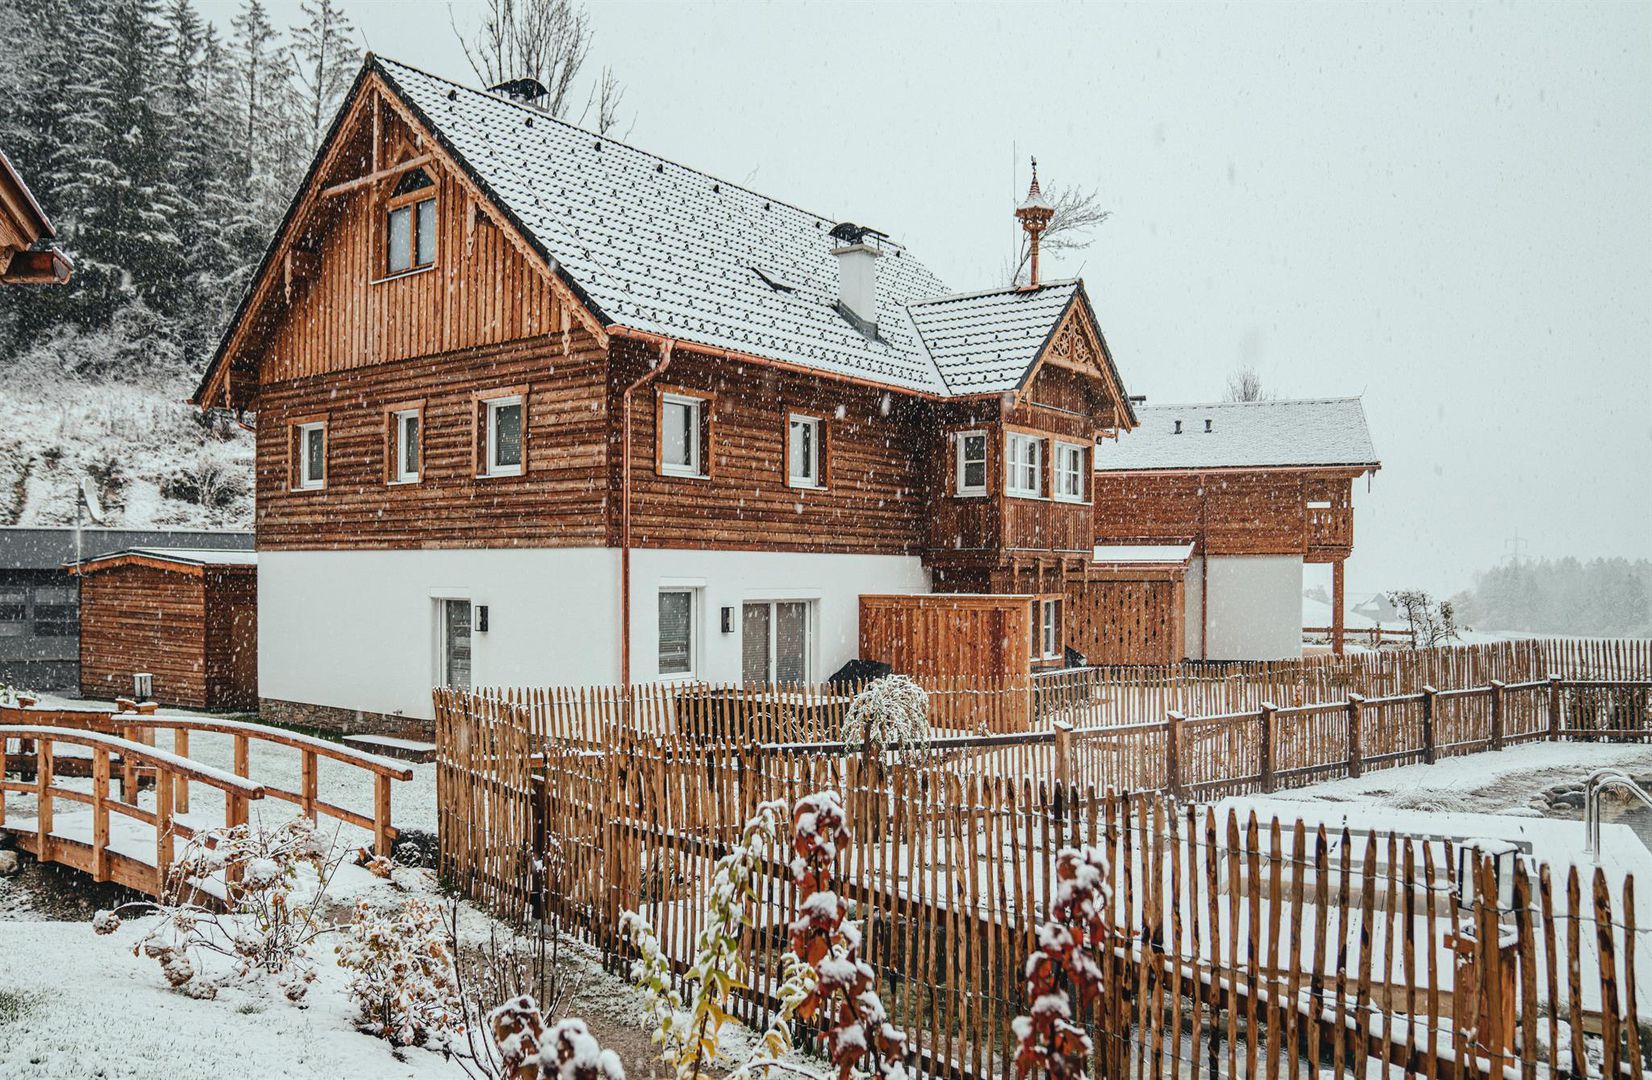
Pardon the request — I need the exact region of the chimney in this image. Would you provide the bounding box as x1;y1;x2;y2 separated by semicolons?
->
828;222;885;336
1015;157;1056;289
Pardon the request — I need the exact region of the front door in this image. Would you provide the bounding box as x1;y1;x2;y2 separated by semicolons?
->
441;599;472;689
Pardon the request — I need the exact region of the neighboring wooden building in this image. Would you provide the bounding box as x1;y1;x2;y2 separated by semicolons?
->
70;548;258;710
0;148;71;285
1094;399;1380;660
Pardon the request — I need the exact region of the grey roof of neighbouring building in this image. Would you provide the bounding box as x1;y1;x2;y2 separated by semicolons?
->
0;529;254;572
1095;398;1379;472
73;548;259;573
374;57;1112;400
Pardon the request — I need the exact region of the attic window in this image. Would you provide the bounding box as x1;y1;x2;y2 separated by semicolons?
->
753;267;796;293
386;168;436;275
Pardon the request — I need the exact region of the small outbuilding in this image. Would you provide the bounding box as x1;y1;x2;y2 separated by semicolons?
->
69;548;258;710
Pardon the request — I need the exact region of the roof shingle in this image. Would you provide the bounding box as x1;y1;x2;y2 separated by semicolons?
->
1095;398;1379;472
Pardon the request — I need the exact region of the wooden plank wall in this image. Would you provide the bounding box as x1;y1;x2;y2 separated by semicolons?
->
202;569;258;711
1093;470;1358;556
1064;572;1184;666
78;566;208;708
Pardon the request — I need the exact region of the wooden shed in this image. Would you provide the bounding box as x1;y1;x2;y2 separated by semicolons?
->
859;593;1041;730
69;548;258;711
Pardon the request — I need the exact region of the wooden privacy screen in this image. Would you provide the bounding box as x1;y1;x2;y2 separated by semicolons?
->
860;593;1034;729
1064;568;1186;666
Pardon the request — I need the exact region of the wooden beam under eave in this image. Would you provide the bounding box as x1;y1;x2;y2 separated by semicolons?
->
320;152;434;199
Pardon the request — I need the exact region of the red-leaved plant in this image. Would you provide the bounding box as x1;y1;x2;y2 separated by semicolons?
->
1011;845;1113;1080
785;792;909;1080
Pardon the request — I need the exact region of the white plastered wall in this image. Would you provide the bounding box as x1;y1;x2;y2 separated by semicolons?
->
259;547;930;720
1183;554;1304;661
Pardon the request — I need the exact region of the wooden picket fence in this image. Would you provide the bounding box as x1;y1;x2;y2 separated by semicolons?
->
434;639;1652;1078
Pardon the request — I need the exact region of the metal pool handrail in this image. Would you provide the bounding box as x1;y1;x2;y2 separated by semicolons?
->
1583;766;1652;858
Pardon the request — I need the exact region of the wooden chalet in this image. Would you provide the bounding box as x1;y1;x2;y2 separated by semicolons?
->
1093;398;1380;660
0;148;71;285
69;548;258;711
188;55;1368;730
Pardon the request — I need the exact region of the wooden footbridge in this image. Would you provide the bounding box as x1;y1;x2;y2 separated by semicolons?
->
1;700;414;899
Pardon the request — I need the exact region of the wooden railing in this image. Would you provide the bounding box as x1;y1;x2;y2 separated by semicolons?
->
0;725;267;897
1307;503;1353;551
1303;624;1412;647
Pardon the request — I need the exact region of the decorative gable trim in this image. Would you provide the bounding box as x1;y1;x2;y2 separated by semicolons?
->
1011;285;1137;429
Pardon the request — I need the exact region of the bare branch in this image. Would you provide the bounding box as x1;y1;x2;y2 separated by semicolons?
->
450;0;593;120
1009;184;1112;285
1223;365;1269;402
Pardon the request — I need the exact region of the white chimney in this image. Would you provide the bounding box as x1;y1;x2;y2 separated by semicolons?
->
832;243;880;331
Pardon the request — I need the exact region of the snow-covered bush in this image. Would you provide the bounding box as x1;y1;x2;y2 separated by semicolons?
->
336;895;462;1048
842;676;930;758
93;816;342;1003
621;792;911;1080
1011;845;1113;1080
489;996;626;1080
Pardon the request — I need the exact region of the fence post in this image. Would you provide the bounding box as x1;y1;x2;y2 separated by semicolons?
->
1489;680;1505;751
1258;702;1276;793
1346;693;1364;779
1421;686;1438;765
1166;710;1184;797
1053;720;1073;793
1548;674;1563;741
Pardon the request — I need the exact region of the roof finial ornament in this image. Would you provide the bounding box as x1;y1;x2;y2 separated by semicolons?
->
1015;155;1056;290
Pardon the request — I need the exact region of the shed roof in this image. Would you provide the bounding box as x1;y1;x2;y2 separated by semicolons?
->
0;528;253;572
69;547;258;576
1091;543;1196;564
1094;398;1379;473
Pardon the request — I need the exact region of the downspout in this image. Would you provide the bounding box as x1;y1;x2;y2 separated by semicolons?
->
619;338;675;687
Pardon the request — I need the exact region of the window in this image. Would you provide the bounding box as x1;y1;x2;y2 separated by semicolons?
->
787;414;823;488
386;169;436;274
1054;442;1086;502
32;585;77;637
1005;432;1043;498
742;600;811;685
293;421;326;490
391;408;421;483
0;587;24;637
485;396;523;476
438;599;472;689
659;392;705;477
954;430;987;496
658;589;696;677
1037;598;1062;660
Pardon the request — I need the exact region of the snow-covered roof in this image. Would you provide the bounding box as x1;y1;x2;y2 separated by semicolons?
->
0;528;252;571
1095;398;1379;472
375;58;1106;400
71;547;258;574
908;281;1079;394
1092;543;1195;564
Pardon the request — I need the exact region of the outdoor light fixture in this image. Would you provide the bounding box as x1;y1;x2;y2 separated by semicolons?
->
720;606;734;633
475;605;489;633
1454;839;1522;912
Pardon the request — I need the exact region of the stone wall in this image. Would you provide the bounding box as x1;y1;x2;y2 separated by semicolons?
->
259;697;434;741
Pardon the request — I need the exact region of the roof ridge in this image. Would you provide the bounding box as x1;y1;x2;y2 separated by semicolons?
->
374;55;915;252
907;279;1080;308
1136;396;1364;410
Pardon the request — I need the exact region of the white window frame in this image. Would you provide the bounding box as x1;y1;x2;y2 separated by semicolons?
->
1053;441;1086;503
656;587;699;681
660;393;704;478
1040;598;1062;660
484;395;524;477
742;598;816;685
434;597;473;690
787;413;823;489
954;429;988;497
1005;432;1043;499
393;408;421;483
294;422;326;490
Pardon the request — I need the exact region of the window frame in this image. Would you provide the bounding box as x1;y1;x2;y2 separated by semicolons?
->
473;387;528;479
1004;431;1044;499
656;587;699;681
786;411;826;489
383;170;438;278
954;428;988;497
741;598;816;686
385;400;425;485
435;597;473;690
1053;440;1087;503
290;418;328;491
655;386;713;480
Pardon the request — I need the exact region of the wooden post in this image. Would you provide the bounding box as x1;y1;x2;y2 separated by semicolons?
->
1548;675;1563;741
1489;680;1505;751
1258;703;1276;793
301;749;318;822
92;748;110;883
36;739;53;863
233;733;250;778
374;773;393;858
155;770;174;892
1346;693;1364;779
1166;710;1184;797
120;723;138;803
172;726;190;814
1331;559;1347;656
1053;721;1073;793
1422;685;1438;765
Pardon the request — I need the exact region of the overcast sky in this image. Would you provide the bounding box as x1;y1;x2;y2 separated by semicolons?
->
252;0;1652;601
